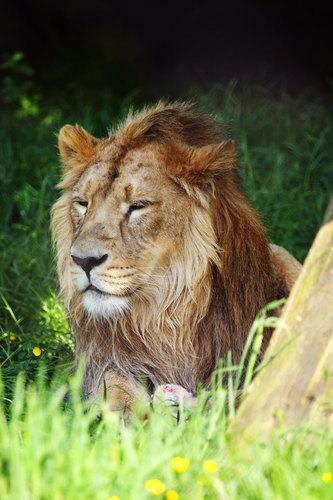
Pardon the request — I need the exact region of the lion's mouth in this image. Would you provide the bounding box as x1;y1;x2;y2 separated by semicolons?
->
84;284;109;295
84;284;136;298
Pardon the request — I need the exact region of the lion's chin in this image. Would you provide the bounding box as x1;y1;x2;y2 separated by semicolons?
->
82;290;129;318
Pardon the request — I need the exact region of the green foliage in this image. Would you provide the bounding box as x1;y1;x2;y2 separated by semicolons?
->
0;368;332;499
196;81;333;260
1;53;40;117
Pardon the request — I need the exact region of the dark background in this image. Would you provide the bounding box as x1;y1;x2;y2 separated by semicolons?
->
1;0;332;99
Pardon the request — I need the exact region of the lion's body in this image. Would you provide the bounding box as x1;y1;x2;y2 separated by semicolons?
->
52;102;301;407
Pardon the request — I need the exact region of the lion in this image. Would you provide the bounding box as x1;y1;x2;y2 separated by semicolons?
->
51;102;301;410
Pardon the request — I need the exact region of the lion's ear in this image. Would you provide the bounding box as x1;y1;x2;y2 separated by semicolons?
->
171;139;237;185
58;125;99;164
190;139;237;183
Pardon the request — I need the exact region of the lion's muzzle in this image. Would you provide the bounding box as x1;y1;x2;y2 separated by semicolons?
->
71;253;108;279
70;248;139;317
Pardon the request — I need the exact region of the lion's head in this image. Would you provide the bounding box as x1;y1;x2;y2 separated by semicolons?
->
52;102;282;397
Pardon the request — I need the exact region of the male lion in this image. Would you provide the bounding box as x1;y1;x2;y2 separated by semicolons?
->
51;102;301;410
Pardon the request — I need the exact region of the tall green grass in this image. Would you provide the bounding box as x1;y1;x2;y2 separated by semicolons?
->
0;366;332;499
197;82;332;259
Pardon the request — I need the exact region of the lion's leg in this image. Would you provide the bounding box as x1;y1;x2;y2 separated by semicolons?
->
96;371;150;414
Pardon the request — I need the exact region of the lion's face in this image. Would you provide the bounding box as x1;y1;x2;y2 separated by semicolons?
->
69;146;187;317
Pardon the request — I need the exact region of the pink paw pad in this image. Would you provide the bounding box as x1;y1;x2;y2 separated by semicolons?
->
152;384;197;413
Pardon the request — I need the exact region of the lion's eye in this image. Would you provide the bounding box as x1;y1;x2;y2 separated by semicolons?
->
127;200;151;217
73;200;88;216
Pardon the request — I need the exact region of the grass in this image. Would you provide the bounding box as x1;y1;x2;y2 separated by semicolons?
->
197;81;332;260
0;369;332;499
0;54;332;498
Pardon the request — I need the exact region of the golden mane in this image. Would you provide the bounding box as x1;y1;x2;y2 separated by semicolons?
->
52;102;297;401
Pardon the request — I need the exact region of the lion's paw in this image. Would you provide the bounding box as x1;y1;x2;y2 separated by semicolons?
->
152;384;197;419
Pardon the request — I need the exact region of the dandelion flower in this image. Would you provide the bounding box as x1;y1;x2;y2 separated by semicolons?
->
171;456;190;473
144;479;165;495
166;490;179;500
108;497;120;500
203;460;218;473
322;472;332;483
32;346;42;356
9;335;16;341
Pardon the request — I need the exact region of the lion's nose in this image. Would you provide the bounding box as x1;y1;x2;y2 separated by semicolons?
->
71;253;108;277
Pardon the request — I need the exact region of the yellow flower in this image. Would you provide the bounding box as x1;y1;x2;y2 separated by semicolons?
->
203;460;218;473
322;472;332;483
108;497;120;500
9;335;16;341
32;346;42;356
166;491;179;500
144;479;166;495
171;456;190;473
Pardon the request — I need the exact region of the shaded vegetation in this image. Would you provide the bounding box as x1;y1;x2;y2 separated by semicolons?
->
1;53;332;391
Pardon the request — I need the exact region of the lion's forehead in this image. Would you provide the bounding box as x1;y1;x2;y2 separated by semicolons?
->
75;163;111;198
75;148;176;203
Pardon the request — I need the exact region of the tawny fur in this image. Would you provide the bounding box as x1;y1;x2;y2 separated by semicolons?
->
51;102;302;408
